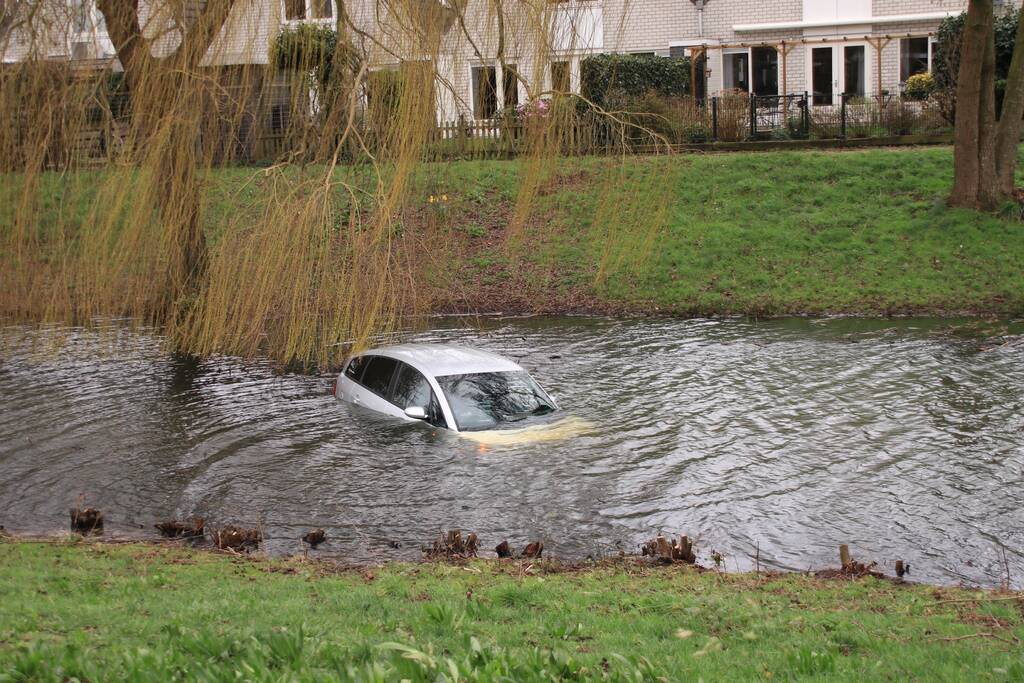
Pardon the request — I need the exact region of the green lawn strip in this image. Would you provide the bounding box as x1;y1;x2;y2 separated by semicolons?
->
8;145;1024;316
1;540;1022;681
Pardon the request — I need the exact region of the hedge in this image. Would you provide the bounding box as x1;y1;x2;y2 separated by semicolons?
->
580;53;692;109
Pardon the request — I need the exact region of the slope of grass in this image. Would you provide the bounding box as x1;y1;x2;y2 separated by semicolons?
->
1;540;1023;681
6;146;1024;319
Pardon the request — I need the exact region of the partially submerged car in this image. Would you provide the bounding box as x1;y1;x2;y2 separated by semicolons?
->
335;344;557;432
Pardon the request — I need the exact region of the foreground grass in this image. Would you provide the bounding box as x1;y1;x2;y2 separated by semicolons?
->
1;541;1022;681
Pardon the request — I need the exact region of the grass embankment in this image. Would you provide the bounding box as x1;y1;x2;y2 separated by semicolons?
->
1;541;1023;681
217;146;1024;316
7;146;1024;319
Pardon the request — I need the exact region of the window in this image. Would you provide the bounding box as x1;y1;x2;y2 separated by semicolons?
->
723;51;748;92
284;0;332;21
344;355;366;381
751;47;778;96
503;64;519;109
360;356;399;397
472;65;497;119
391;363;447;428
551;60;570;93
900;37;930;82
269;104;289;135
436;371;555;432
844;45;865;97
811;46;833;106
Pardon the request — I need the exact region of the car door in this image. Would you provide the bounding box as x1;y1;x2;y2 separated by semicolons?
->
347;355;404;418
391;361;449;429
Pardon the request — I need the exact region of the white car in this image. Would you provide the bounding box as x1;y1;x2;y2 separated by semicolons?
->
335;344;558;432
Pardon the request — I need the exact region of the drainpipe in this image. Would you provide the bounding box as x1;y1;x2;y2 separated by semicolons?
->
690;0;707;39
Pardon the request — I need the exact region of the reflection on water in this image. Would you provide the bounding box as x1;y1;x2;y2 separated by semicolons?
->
1;316;1023;588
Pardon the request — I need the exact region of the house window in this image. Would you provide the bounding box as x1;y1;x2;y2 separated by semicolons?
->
900;37;930;82
723;50;748;92
284;0;332;21
844;45;865;97
752;47;778;96
270;104;289;135
503;64;519;109
724;48;779;96
551;60;571;92
472;65;497;119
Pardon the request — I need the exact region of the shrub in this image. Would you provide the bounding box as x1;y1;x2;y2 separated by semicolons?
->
933;9;1019;120
903;73;935;101
580;53;691;110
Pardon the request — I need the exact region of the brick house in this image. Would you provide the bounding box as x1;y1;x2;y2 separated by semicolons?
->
3;0;1018;124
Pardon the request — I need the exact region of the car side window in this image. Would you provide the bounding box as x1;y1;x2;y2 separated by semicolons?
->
360;356;399;397
391;363;447;429
344;355;367;382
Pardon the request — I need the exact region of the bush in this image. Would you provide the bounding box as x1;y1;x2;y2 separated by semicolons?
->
903;73;935;101
580;53;691;110
933;9;1019;119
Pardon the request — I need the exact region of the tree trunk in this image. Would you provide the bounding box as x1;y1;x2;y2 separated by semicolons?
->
995;6;1024;195
977;14;1001;211
950;0;994;208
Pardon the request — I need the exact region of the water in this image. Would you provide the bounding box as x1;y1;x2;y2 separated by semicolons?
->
1;316;1022;588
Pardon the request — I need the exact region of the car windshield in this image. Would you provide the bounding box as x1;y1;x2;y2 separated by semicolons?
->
435;371;555;432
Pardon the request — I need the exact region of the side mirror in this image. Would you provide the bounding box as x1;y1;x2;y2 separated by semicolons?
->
404;406;428;420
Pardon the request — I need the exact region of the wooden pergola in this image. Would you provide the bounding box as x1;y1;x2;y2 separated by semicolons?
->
686;32;936;100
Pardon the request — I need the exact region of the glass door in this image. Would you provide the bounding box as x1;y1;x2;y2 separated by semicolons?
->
843;45;866;98
811;47;834;106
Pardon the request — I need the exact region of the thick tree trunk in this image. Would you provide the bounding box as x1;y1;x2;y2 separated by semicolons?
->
977;17;1001;210
950;0;994;208
995;6;1024;195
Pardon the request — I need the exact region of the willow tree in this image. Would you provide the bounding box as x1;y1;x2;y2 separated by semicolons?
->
950;0;1024;209
94;0;239;311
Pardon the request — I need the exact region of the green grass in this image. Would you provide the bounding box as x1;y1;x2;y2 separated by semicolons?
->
6;145;1024;316
1;540;1023;681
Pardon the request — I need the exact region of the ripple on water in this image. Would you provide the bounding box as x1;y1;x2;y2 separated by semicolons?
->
1;316;1023;587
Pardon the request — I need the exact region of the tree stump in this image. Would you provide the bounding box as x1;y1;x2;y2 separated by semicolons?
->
155;518;205;539
495;540;512;558
302;528;326;547
522;541;543;559
70;508;103;534
839;544;852;570
212;526;261;551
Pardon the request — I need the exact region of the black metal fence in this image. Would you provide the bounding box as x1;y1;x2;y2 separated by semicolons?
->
12;90;951;170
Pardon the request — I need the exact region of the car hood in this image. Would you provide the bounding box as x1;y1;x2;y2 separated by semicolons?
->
456;415;594;446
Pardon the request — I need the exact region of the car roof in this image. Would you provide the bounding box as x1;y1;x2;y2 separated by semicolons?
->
358;343;524;377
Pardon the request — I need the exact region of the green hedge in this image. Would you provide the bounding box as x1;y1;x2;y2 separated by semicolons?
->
580;53;692;109
933;9;1019;115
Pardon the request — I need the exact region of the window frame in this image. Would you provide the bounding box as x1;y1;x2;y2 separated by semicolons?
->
281;0;334;24
899;35;934;84
722;47;780;96
390;361;448;428
354;355;401;401
471;63;498;120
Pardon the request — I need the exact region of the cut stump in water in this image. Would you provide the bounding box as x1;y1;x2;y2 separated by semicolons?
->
840;544;852;569
425;529;478;559
896;560;910;578
302;529;326;547
641;534;697;564
70;508;104;534
522;541;544;559
495;540;512;558
155;518;205;539
212;526;262;552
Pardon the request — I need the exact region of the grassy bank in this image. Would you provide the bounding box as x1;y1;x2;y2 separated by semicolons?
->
1;540;1022;681
6;145;1024;325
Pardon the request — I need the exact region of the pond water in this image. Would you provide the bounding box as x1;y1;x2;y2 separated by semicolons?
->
1;316;1022;588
